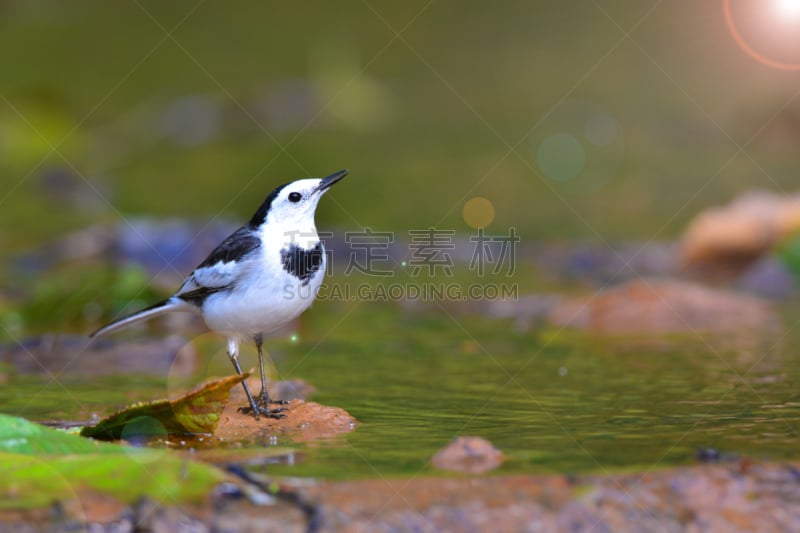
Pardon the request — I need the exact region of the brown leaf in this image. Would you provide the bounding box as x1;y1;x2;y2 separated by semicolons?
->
80;374;247;441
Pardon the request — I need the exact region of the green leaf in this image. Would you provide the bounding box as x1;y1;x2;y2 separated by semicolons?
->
0;451;226;509
0;414;119;455
81;373;247;440
0;415;227;509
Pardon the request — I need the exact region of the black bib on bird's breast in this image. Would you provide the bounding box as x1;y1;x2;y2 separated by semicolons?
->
281;242;324;285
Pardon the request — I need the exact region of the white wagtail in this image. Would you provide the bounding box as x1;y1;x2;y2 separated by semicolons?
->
91;169;348;419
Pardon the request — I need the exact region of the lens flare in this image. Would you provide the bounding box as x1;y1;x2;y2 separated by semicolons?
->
775;0;800;18
724;0;800;70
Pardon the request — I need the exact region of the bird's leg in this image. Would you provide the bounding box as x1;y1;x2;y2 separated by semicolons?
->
226;337;261;420
236;335;287;419
254;334;290;411
255;333;269;407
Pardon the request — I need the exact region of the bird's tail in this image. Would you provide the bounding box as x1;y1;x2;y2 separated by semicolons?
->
90;298;189;338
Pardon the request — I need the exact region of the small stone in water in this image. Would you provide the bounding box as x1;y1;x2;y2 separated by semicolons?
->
432;436;504;474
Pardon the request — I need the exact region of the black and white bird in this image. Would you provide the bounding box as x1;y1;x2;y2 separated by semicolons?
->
91;169;348;419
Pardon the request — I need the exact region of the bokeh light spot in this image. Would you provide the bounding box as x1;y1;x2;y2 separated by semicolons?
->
462;196;496;229
584;114;618;147
536;133;585;182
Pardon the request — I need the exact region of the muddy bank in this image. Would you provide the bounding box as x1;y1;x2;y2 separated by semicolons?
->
4;460;800;532
309;461;800;532
200;460;787;532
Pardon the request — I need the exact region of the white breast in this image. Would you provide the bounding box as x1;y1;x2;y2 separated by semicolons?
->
200;226;325;339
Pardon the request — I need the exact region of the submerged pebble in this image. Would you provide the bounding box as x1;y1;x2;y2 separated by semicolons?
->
431;436;504;474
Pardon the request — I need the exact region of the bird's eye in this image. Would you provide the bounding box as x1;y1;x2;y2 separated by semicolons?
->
288;192;302;203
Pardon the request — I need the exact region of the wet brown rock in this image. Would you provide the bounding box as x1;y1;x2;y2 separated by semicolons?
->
680;190;800;276
213;377;356;443
548;278;777;335
431;436;504;474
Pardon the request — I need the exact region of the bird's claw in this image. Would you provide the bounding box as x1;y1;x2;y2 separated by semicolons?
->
244;390;289;419
238;405;288;419
237;389;291;419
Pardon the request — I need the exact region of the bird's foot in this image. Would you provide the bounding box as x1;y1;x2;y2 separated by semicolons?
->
255;390;291;409
238;404;288;420
236;389;291;420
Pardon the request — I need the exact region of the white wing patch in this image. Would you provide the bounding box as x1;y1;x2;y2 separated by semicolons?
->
175;260;249;302
192;261;241;289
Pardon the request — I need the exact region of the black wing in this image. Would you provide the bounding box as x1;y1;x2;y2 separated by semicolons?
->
197;226;261;268
175;226;261;306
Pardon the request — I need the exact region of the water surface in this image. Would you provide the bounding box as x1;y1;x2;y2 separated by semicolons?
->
3;302;798;480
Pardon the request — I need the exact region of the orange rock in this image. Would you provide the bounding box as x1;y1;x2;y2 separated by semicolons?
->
680;190;800;276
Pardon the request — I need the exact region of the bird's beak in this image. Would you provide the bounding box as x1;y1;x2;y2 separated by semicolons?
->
315;169;348;193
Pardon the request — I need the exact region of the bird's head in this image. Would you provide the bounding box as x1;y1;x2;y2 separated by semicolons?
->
249;169;348;232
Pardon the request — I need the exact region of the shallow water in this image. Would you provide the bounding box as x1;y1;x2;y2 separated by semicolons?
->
273;304;800;479
3;301;799;480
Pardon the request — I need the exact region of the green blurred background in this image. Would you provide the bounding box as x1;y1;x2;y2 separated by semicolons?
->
2;0;798;248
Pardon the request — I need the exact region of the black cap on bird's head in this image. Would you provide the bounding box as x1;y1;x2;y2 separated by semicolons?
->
248;170;348;229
